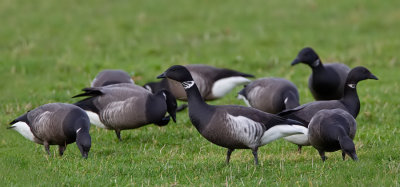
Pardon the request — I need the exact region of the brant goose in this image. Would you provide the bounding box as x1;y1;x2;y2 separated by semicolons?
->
91;69;134;87
157;65;307;165
237;78;300;114
291;47;350;100
73;83;177;140
144;64;254;101
308;109;358;161
279;66;377;152
8;103;91;158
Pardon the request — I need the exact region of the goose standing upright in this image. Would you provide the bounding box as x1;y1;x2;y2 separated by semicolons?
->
291;47;350;100
278;66;378;152
237;78;300;114
73;83;177;140
157;65;308;165
308;109;358;162
91;69;134;87
8;103;91;158
144;64;254;101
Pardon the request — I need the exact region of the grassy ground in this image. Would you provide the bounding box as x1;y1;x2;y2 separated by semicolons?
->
1;0;400;186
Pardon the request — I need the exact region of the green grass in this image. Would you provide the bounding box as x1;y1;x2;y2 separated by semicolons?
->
1;0;400;185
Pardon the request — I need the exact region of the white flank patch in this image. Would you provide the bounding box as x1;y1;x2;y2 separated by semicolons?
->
260;125;308;146
226;114;263;148
144;85;152;93
237;94;251;107
10;122;36;142
283;134;310;146
86;111;107;129
212;77;251;98
76;128;82;134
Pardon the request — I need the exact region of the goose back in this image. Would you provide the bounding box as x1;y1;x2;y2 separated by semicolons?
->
91;70;134;87
239;78;300;113
308;109;357;152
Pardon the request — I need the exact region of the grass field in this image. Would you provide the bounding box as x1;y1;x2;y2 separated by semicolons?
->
1;0;400;186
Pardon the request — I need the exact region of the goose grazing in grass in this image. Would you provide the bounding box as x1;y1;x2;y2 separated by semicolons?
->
8;103;91;158
73;83;177;141
91;69;134;87
157;65;307;165
278;66;378;152
308;109;358;162
144;64;254;101
291;47;350;100
237;78;300;114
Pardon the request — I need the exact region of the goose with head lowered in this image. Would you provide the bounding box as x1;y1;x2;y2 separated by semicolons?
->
144;64;254;101
308;109;358;162
278;66;378;152
73;83;177;141
291;47;350;100
238;78;300;114
8;103;91;158
91;69;134;87
157;65;307;165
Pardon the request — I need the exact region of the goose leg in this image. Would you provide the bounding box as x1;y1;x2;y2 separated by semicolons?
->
44;141;50;155
342;151;346;161
154;116;170;126
226;148;234;164
252;148;259;165
297;145;302;153
176;104;188;112
115;129;122;141
318;150;327;162
59;145;66;156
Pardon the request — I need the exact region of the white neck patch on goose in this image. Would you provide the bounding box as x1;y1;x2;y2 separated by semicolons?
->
182;81;195;90
284;97;289;105
312;59;320;67
347;84;356;88
144;85;152;93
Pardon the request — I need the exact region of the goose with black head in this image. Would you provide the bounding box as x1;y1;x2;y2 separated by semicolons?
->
238;78;300;114
278;66;378;152
91;69;134;87
157;65;307;165
308;109;358;162
291;47;350;100
73;83;177;140
8;103;91;158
